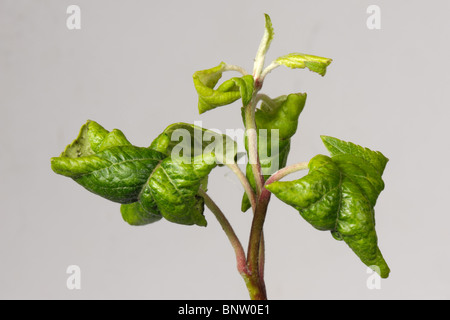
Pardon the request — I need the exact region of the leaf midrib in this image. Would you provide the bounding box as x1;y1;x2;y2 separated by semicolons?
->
77;157;164;178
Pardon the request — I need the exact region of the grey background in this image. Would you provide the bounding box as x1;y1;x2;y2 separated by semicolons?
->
1;0;449;299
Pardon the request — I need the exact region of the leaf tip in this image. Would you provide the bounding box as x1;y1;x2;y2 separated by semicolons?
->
369;262;390;279
196;218;208;227
49;157;59;174
263;13;274;42
264;13;273;28
320;135;332;144
323;57;333;66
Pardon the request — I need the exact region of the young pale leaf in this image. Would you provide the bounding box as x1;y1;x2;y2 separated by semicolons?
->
265;137;390;278
193;63;254;114
274;53;332;76
241;93;306;211
253;13;275;78
51;120;218;227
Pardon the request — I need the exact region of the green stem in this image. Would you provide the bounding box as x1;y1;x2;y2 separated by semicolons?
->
247;189;271;271
242;93;269;299
242;273;267;300
200;188;267;300
258;231;267;298
245;161;310;292
246;193;270;300
238;16;276;298
244;100;264;196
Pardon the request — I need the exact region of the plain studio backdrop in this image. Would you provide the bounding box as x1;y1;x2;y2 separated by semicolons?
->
1;0;449;300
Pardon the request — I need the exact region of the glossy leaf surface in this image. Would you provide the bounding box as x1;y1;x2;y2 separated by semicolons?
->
51;121;218;226
266;136;390;277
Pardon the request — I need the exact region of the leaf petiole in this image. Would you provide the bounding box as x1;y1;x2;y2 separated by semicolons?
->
223;63;249;76
198;188;248;276
225;162;257;211
259;61;279;84
265;161;310;186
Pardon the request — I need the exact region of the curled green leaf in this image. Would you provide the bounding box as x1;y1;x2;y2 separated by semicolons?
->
141;154;215;226
51;121;166;203
266;137;390;278
193;63;254;114
51;120;218;227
